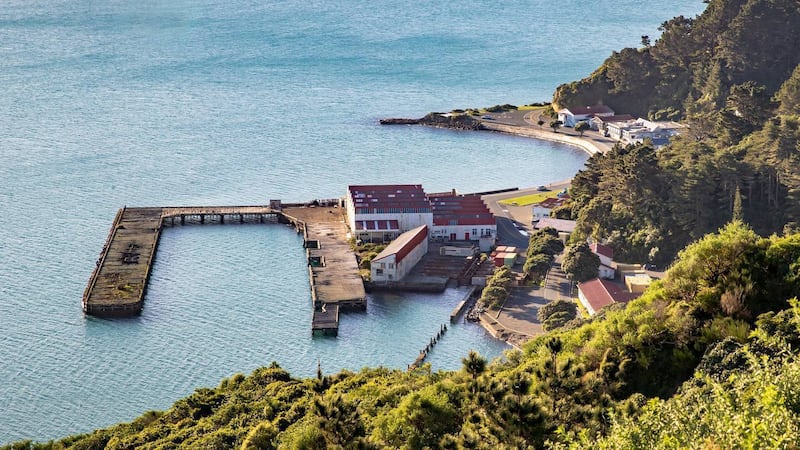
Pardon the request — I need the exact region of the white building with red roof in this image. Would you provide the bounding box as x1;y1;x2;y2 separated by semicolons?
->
346;184;433;243
589;242;616;279
589;242;612;262
429;193;496;242
532;196;570;222
577;278;640;316
370;225;429;282
346;185;496;245
557;104;615;127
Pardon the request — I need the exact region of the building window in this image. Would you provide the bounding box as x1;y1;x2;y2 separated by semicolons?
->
376;269;383;275
472;228;477;236
380;263;385;269
388;263;394;269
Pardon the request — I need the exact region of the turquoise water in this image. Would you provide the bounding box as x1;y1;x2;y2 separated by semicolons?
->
0;0;706;443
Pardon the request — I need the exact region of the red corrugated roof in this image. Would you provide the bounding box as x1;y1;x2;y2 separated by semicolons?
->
349;184;431;211
374;225;428;264
590;243;614;259
578;278;639;313
537;197;568;209
433;217;495;226
431;194;495;226
563;104;615;116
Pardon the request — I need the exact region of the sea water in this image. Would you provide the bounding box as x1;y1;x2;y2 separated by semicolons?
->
0;0;706;443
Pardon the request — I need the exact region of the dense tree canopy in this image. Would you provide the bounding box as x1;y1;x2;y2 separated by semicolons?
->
561;243;601;282
554;0;800;121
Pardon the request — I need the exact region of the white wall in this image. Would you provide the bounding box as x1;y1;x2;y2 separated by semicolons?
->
356;212;433;233
577;288;597;316
599;265;616;280
370;237;428;282
371;254;397;282
431;224;496;241
532;205;552;221
597;253;613;267
345;193;357;232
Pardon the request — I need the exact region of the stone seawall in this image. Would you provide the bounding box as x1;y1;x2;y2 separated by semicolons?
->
478;122;606;155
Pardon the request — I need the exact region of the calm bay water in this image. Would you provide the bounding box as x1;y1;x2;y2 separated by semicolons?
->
0;0;706;443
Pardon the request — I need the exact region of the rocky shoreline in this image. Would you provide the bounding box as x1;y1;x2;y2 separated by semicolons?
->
380;112;483;131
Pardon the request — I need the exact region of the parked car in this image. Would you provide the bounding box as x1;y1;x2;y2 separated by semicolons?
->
537;185;548;191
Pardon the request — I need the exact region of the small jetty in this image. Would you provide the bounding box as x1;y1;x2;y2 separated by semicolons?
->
83;204;365;335
450;286;477;323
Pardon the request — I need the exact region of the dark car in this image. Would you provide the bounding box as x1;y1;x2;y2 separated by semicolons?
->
537;185;548;191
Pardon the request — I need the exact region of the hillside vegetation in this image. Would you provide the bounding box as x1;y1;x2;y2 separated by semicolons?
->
7;0;800;448
559;0;800;265
7;222;800;450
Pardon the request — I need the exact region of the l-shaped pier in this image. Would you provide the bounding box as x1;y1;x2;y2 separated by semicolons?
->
82;205;366;335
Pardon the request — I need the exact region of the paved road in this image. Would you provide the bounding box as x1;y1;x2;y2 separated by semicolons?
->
478;109;619;154
543;255;573;302
495;216;529;248
493;253;574;343
496;287;547;337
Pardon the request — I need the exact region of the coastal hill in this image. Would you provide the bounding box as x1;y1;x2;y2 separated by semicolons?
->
8;0;800;448
561;0;800;266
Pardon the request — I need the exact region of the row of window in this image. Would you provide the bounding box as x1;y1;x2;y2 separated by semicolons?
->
433;228;494;237
355;208;431;214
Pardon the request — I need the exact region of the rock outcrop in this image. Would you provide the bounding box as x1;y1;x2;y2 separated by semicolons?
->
380;113;483;131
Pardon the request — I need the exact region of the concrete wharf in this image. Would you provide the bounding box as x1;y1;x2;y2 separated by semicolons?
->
83;205;365;335
82;206;279;317
285;207;367;335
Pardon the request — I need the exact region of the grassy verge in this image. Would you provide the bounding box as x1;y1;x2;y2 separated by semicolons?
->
499;190;558;206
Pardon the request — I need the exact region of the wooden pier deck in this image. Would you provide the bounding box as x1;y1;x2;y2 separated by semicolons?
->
84;204;366;336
